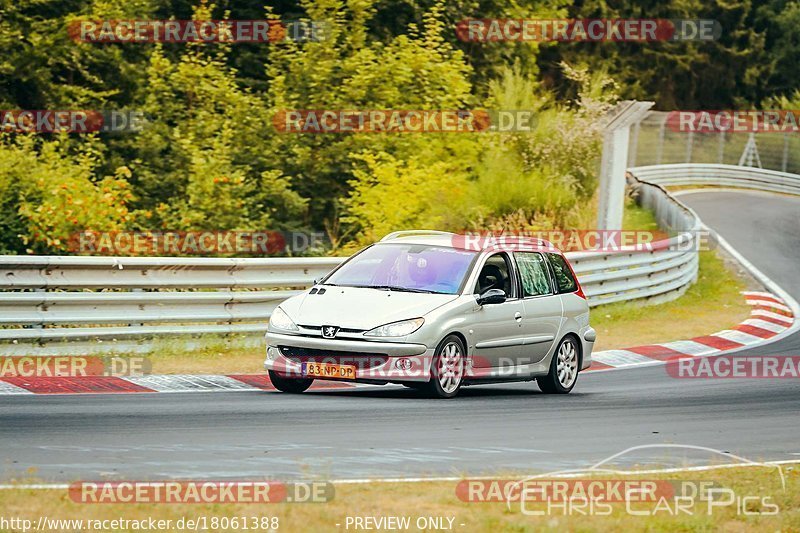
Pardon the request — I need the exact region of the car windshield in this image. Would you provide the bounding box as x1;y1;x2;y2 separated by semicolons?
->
323;243;477;295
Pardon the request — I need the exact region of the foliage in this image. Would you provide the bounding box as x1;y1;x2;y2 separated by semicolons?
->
0;0;797;254
456;62;616;231
138;44;306;231
265;0;476;231
0;134;131;252
341;151;469;247
536;0;791;109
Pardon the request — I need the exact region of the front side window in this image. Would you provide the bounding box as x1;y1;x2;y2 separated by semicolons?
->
323;243;477;294
515;252;552;297
473;253;514;297
547;253;578;294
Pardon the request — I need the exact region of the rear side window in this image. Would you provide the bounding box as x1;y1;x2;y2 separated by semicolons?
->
514;252;551;297
547;253;577;294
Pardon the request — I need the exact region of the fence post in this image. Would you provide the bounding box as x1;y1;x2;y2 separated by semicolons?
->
628;121;641;167
655;115;666;165
597;100;654;230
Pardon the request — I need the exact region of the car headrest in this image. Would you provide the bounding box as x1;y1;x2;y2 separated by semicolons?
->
479;264;505;292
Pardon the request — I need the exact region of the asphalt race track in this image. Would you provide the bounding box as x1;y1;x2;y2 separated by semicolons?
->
1;191;799;483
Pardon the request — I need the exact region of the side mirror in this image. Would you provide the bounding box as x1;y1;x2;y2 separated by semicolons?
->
476;288;506;306
312;277;322;285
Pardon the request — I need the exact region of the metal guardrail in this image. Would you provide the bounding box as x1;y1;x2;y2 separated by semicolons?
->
571;169;703;307
2;163;794;352
0;244;697;338
629;163;800;195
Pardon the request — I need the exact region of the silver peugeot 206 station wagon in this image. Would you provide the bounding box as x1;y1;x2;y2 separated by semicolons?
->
265;230;595;398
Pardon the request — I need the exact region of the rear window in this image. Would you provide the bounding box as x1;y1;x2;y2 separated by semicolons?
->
547;253;577;294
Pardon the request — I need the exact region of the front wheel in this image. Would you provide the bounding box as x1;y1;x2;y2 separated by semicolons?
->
424;335;466;399
537;336;580;394
268;370;313;393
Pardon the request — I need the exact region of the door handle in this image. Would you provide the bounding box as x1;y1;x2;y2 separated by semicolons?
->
514;312;522;322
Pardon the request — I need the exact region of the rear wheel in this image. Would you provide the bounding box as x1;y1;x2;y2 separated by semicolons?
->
268;370;313;393
424;335;466;399
537;336;579;394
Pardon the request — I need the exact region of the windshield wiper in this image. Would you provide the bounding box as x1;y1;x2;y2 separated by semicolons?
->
369;285;444;294
338;284;443;294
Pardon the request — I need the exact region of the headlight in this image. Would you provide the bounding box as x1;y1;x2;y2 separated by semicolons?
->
269;307;298;331
364;318;424;337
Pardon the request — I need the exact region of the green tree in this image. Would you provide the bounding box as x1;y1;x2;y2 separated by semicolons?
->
537;0;770;108
0;134;132;252
266;0;476;233
132;2;306;232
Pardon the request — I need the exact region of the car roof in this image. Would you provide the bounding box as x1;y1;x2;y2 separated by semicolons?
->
376;231;562;254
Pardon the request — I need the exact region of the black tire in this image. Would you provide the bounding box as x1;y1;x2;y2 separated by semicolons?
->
424;334;466;399
537;336;580;394
268;370;313;393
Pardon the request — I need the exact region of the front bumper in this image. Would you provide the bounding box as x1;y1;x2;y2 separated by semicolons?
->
264;331;435;382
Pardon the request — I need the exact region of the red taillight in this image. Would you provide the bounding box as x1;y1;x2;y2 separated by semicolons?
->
563;254;586;300
574;283;587;300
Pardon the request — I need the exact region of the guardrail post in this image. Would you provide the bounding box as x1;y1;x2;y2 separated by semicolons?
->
782;134;789;172
32;288;44;329
130;287;144;327
597;100;654;230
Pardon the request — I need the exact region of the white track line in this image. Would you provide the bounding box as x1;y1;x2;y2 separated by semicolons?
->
670;188;800;339
3;460;799;489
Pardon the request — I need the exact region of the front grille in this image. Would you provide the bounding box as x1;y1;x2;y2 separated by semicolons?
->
298;325;366;334
278;346;389;369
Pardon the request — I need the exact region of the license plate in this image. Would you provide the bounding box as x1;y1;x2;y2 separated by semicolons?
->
301;362;357;380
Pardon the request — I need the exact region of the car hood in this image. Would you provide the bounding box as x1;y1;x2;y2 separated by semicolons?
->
279;286;459;330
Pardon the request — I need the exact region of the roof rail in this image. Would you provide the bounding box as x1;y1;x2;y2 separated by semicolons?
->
380;230;456;242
